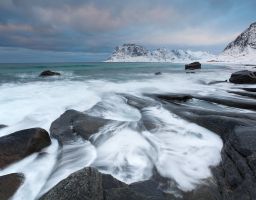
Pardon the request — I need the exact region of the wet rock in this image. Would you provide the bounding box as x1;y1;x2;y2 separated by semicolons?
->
40;164;220;200
102;174;127;190
185;62;201;70
193;95;256;111
123;94;159;110
241;88;256;92
40;167;127;200
45;93;256;200
40;167;173;200
229;70;256;84
244;64;256;67
0;124;7;129
207;80;227;85
0;173;24;200
40;167;104;200
155;72;162;75
151;93;256;200
155;92;256;111
104;180;174;200
50;109;112;144
0;128;51;169
39;70;61;77
155;94;192;102
228;90;256;99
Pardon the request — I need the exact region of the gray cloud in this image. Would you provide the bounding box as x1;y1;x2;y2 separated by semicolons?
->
0;0;255;59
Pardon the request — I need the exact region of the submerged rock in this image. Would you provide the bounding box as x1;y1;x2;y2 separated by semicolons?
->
185;62;201;70
0;124;7;129
155;72;162;75
155;94;193;102
151;92;256;200
0;128;51;169
229;70;256;84
241;88;256;92
44;93;256;200
228;90;256;99
39;70;61;77
0;173;24;200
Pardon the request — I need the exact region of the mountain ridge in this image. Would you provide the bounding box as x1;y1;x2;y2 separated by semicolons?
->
106;44;215;63
106;22;256;64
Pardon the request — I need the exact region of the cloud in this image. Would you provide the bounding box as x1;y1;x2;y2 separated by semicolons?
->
0;0;255;61
142;28;240;46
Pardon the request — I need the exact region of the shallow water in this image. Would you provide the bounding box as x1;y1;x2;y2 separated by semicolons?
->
0;62;253;199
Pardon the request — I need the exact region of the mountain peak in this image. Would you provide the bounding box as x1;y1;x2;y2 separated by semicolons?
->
249;22;256;28
223;22;256;54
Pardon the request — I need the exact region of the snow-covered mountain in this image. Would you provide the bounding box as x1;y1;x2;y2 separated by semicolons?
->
218;22;256;64
106;44;215;63
106;22;256;64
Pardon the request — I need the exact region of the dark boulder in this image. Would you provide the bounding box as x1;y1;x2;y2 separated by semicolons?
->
185;62;201;70
50;109;112;144
0;124;7;129
155;72;162;75
0;173;24;200
39;70;61;77
40;167;170;200
40;165;218;200
39;167;126;200
40;167;103;200
229;70;256;84
0;128;51;169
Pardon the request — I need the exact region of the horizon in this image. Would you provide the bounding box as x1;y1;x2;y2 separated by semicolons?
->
0;0;255;63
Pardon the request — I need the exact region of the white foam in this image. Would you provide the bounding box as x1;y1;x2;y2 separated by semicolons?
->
0;81;101;136
142;106;222;191
0;71;226;198
90;104;222;191
38;138;97;196
92;127;155;183
0;139;58;200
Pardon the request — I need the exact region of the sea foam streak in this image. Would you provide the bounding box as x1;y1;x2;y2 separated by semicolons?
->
89;96;222;191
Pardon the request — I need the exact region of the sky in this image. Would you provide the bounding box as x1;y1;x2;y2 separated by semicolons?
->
0;0;255;62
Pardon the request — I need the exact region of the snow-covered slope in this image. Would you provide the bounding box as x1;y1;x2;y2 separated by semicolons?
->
218;22;256;64
106;44;215;63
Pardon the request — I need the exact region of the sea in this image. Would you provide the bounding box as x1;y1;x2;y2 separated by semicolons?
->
0;62;250;199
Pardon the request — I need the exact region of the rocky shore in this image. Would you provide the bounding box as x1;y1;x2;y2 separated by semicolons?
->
0;68;256;200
